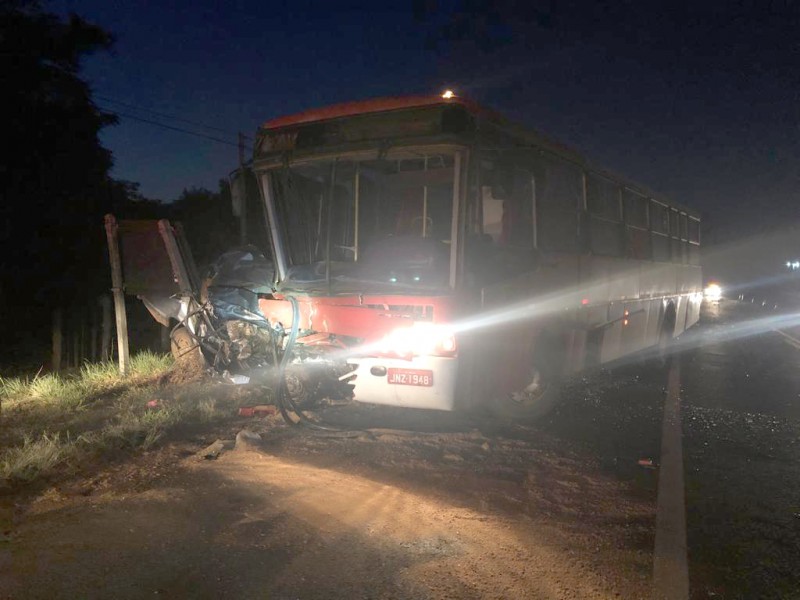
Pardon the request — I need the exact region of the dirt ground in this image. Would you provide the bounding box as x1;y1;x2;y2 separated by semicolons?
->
1;401;655;599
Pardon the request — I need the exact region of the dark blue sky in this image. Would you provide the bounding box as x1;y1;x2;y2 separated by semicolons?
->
52;1;800;229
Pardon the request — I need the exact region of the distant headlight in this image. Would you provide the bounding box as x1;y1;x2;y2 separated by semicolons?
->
704;283;722;302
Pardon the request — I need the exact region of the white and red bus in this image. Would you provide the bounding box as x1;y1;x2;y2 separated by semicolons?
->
246;92;701;414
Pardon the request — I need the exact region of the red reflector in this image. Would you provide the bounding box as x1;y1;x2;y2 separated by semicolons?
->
581;298;589;305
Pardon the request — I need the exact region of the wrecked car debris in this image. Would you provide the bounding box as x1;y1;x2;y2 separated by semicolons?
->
234;429;262;451
197;439;234;460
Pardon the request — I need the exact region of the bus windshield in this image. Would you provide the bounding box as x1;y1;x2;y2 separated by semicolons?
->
265;148;458;292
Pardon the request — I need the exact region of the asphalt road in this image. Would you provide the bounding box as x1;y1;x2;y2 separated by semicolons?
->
680;301;800;598
542;298;800;598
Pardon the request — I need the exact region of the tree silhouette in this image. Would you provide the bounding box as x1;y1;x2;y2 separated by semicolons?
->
0;1;116;352
170;181;239;269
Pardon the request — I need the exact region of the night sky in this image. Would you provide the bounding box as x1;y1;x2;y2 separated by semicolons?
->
52;1;799;233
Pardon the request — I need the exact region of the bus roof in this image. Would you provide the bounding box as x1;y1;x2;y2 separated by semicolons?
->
260;93;578;165
259;94;698;217
262;94;489;130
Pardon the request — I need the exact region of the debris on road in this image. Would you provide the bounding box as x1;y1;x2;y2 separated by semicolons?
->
238;405;276;417
197;439;234;460
234;429;262;452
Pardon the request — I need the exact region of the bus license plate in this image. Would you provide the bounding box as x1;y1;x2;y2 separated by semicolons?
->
387;368;433;387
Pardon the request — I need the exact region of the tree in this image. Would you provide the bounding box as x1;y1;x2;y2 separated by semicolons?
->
170;181;239;269
108;180;168;220
0;1;116;347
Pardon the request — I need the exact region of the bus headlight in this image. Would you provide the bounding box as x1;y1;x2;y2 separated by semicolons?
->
380;323;456;357
704;283;722;302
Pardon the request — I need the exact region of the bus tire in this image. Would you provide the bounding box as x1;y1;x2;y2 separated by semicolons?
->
493;330;564;421
170;325;205;368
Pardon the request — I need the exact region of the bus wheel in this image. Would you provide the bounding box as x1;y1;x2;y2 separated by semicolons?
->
494;333;564;421
284;366;322;410
170;326;205;370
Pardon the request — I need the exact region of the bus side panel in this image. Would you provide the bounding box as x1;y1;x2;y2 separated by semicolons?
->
473;257;582;401
645;298;663;347
581;256;657;364
475;281;543;400
622;299;649;356
674;295;689;337
678;264;702;293
600;302;624;363
682;264;703;332
675;264;703;335
685;293;701;330
640;262;678;298
579;255;640;306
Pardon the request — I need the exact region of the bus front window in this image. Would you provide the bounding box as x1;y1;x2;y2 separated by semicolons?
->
266;149;457;291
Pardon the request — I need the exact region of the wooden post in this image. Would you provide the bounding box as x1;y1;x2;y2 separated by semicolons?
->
100;294;112;362
52;308;62;373
104;214;130;375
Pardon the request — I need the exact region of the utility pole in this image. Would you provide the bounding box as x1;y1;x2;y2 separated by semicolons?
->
103;214;130;375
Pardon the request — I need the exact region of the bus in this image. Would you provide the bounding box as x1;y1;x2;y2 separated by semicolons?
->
240;91;702;415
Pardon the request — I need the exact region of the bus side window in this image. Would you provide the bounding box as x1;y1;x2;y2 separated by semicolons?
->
504;168;535;247
688;216;701;265
233;169;272;259
535;157;582;253
623;188;651;259
468;160;537;284
650;200;670;262
669;209;682;263
479;163;533;248
679;212;689;264
688;217;700;244
586;173;623;257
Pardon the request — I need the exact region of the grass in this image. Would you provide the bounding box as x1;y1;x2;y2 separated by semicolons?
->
0;433;78;482
0;351;240;485
0;351;174;411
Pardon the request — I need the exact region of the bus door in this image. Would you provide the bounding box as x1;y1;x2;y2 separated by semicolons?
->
465;157;540;398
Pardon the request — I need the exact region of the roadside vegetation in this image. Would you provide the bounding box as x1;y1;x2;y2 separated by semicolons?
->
0;352;241;485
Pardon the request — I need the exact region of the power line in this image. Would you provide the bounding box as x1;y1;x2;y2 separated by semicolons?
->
100;106;254;152
95;94;252;139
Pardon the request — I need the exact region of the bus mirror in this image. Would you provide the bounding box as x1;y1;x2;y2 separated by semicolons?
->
230;169;246;217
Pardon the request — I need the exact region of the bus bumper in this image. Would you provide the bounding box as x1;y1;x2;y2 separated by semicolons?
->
345;356;458;411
